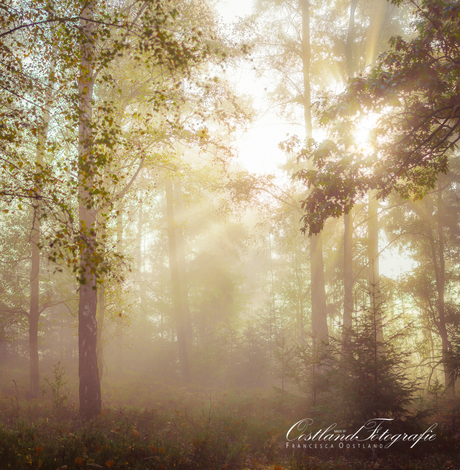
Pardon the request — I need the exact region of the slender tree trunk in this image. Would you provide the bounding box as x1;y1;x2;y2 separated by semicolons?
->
342;212;353;350
301;0;328;405
294;249;305;342
96;220;108;383
301;0;312;139
96;282;105;382
346;0;358;78
29;236;40;397
301;0;328;347
364;2;390;351
78;1;101;419
310;235;328;341
115;209;124;372
165;177;190;381
174;179;193;346
368;191;383;345
434;182;455;398
29;209;41;398
342;0;358;353
29;62;54;398
268;231;278;369
137;193;146;316
428;327;438;383
362;12;389;338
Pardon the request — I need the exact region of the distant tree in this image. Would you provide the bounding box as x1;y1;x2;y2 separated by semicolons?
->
383;167;460;398
247;0;332;374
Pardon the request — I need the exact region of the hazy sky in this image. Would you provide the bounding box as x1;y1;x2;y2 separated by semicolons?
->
216;0;294;177
215;0;416;279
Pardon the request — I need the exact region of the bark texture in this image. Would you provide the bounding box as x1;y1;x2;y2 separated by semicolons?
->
78;1;101;420
301;0;328;345
29;62;53;397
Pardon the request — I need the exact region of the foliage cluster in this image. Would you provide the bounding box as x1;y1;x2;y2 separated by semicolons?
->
296;0;460;235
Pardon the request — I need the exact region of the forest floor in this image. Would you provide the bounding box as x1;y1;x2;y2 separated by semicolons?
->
0;367;459;470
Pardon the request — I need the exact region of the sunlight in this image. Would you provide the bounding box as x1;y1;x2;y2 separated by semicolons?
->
380;244;418;279
353;112;379;147
217;0;254;21
216;0;295;178
354;126;371;146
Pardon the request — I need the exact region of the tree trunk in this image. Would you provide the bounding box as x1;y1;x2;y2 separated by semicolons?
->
342;1;357;353
310;234;328;341
434;182;455;398
342;212;353;350
96;282;105;382
29;210;41;398
301;0;328;347
294;249;305;342
365;1;390;352
300;0;328;405
78;1;101;419
137;193;146;316
96;219;109;383
29;61;54;398
165;176;190;381
174;179;193;346
368;191;383;345
115;209;124;372
301;0;312;139
78;283;100;419
345;0;358;78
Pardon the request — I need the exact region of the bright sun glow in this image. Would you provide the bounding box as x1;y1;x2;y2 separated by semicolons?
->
216;0;291;178
380;246;418;278
353;112;379;146
217;1;413;282
217;0;254;21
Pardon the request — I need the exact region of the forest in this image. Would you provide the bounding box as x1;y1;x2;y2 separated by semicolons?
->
1;0;460;468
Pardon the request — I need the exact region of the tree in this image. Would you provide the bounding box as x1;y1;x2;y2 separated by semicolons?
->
247;0;331;363
28;60;54;398
297;0;460;234
1;0;227;419
383;167;460;398
295;0;460;398
165;174;190;381
332;282;416;424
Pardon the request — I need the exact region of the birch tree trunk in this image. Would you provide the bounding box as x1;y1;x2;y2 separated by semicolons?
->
174;179;193;346
78;1;101;419
29;62;54;398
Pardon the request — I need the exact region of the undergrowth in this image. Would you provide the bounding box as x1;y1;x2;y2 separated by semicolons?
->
0;378;458;469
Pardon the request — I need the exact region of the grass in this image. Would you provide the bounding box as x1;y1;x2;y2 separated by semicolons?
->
0;369;459;469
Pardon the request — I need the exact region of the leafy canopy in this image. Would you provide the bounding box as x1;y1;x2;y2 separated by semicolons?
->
296;0;460;235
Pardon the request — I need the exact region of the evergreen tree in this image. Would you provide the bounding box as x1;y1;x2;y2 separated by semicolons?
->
332;280;416;424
